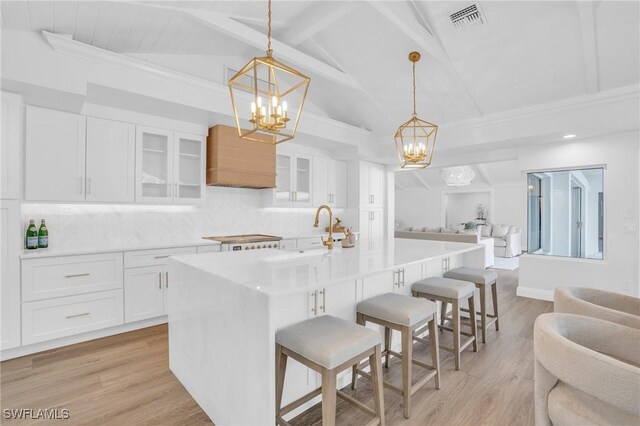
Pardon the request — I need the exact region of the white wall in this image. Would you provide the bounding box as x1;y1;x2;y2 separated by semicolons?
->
518;132;640;299
492;183;527;247
395;190;442;230
445;191;491;228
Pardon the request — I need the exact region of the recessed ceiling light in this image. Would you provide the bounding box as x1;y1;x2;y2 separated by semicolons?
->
563;134;577;139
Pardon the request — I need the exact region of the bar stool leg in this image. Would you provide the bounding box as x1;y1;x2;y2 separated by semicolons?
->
275;343;287;420
384;327;391;368
401;325;412;419
440;301;448;327
351;313;365;390
428;313;441;389
491;282;500;331
468;295;478;352
370;345;385;426
452;299;461;371
479;286;487;343
321;368;337;426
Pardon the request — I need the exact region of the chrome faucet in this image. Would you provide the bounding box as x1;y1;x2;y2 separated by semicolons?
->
313;204;334;250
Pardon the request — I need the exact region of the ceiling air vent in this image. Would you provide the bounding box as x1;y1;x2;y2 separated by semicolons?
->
450;4;486;31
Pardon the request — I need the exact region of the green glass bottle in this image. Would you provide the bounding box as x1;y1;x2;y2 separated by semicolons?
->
38;219;48;249
26;219;38;250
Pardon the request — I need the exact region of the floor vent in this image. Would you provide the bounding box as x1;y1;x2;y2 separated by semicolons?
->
450;3;486;31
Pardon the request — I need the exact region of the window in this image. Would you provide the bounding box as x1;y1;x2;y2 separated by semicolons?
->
527;168;604;260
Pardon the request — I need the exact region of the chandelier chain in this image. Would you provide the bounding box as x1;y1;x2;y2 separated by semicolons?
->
412;61;417;117
267;0;273;56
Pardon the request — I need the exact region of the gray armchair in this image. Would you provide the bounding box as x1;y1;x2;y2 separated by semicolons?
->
534;313;640;426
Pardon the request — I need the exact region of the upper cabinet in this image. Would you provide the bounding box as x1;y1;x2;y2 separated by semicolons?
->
25;107;86;202
1;92;22;200
358;161;385;209
24;106;205;205
135;127;205;204
86;117;135;203
270;152;313;206
136;126;173;203
313;157;347;208
174;133;206;202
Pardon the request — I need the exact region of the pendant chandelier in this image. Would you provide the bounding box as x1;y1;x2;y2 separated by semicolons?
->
442;166;476;186
394;52;438;169
228;0;310;144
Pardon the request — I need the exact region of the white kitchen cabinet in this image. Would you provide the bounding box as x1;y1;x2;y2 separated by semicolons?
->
313;157;347;208
359;161;385;208
22;252;124;302
136;126;173;203
86;117;135;203
196;245;221;254
22;289;124;345
279;239;297;251
174;132;206;203
124;266;166;323
314;280;357;321
272;152;313;206
1;200;21;350
136;127;206;204
392;263;423;296
1;92;22;200
123;246;195;323
25;106;86;201
359;209;384;242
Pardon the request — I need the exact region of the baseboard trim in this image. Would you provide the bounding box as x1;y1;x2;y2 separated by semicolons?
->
516;286;554;302
1;316;168;361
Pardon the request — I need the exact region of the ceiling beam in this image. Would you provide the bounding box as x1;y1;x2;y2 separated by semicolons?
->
475;164;492;186
279;2;359;46
394;175;410;191
134;2;365;94
576;2;599;94
413;172;433;190
367;1;483;116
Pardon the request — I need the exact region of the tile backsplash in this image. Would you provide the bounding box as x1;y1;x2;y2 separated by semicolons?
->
21;186;356;250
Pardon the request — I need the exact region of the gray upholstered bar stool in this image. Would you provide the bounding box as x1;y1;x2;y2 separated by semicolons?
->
412;277;478;370
351;293;441;419
275;315;385;426
443;267;499;343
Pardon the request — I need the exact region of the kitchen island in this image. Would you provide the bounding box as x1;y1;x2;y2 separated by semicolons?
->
168;238;485;425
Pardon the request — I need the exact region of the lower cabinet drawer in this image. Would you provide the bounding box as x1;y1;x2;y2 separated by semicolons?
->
22;252;123;302
22;290;124;345
124;247;196;268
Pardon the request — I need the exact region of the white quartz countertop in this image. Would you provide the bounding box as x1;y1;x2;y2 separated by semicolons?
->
20;239;222;259
171;238;484;297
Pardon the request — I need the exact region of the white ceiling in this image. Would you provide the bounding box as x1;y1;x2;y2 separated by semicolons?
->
2;0;639;160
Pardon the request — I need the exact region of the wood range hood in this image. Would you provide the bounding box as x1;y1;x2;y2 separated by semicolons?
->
206;125;276;189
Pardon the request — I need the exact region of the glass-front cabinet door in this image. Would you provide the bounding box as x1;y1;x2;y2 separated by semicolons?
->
275;153;293;202
294;154;312;205
174;133;205;203
136;126;173;203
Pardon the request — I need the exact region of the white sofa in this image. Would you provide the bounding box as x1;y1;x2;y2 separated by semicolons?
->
477;224;522;258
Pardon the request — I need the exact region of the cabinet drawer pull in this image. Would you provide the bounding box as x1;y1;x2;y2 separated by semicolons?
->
158;272;162;289
310;291;318;314
319;289;326;313
65;273;90;278
165;271;169;288
66;312;90;319
154;255;170;259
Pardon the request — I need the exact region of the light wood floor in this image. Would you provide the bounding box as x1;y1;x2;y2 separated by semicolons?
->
1;269;552;425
